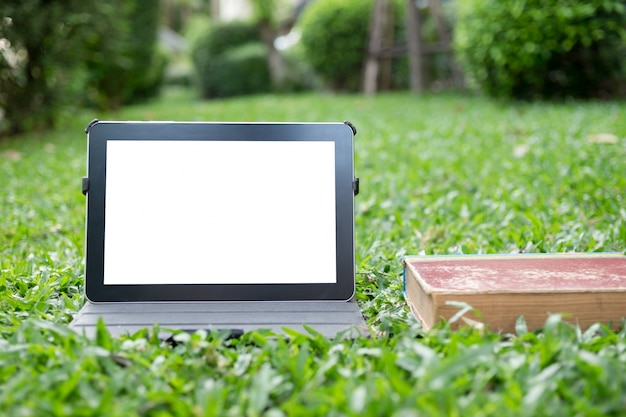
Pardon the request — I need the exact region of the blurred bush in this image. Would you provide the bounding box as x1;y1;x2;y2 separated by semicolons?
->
84;1;165;108
194;20;260;59
298;0;371;91
0;0;165;136
191;20;272;98
201;42;272;98
1;0;86;135
455;0;626;100
298;0;413;92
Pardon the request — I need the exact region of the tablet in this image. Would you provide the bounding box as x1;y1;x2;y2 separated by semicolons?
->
83;121;357;302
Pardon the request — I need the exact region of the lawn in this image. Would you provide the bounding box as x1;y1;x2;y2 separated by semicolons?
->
1;89;626;415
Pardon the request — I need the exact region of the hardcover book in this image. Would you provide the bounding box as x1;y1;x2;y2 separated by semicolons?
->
403;253;626;332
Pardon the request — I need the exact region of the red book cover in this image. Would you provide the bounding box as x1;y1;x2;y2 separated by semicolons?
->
403;253;626;332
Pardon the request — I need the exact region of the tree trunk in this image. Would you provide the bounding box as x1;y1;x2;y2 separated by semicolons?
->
259;20;288;89
406;0;424;93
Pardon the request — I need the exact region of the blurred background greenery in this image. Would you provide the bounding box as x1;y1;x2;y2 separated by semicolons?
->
1;0;625;137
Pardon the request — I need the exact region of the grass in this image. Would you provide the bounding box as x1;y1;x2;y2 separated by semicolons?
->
1;88;626;415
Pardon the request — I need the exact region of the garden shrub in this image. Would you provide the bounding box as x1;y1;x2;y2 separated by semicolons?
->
197;21;260;58
0;0;92;136
454;0;626;100
84;0;165;109
200;42;272;98
191;21;271;98
0;0;166;136
298;0;372;91
121;1;167;104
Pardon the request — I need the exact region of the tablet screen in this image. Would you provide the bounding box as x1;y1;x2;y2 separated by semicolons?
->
103;140;337;285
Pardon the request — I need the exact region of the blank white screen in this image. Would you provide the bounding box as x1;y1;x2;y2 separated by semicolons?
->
103;140;337;285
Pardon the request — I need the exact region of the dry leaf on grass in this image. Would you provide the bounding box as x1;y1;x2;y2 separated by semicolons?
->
588;133;618;144
3;150;22;161
513;144;530;158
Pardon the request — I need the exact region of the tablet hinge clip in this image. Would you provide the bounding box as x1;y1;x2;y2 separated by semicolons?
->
343;120;357;136
85;119;99;134
82;177;89;196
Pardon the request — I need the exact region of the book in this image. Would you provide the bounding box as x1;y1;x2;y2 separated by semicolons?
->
403;253;626;332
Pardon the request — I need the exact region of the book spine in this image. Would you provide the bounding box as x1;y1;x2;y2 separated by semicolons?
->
402;258;408;298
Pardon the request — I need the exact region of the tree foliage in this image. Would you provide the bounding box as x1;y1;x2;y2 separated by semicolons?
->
84;1;166;109
0;0;165;137
298;0;372;91
0;0;88;135
455;0;626;100
191;20;272;98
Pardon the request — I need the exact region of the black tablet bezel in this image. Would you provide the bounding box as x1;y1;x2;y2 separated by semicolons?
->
84;121;355;302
